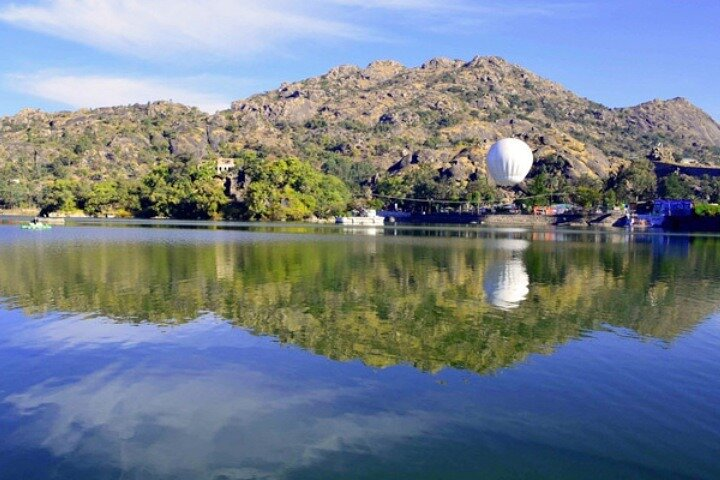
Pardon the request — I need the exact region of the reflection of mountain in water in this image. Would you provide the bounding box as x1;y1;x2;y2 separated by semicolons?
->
1;228;719;374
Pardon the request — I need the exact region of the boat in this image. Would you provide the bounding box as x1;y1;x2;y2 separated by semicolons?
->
21;221;52;230
336;209;385;226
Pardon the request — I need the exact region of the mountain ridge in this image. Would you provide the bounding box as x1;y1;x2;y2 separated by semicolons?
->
1;55;719;208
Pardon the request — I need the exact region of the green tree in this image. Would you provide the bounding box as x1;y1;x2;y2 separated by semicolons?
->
374;165;453;211
321;154;378;191
573;186;602;209
526;173;551;206
407;165;441;200
138;164;174;218
658;172;693;199
0;179;31;209
466;177;499;205
611;158;657;203
603;189;618;209
375;175;412;200
38;179;80;215
316;175;353;217
571;176;603;209
244;157;350;220
138;161;228;219
84;180;121;216
174;162;228;219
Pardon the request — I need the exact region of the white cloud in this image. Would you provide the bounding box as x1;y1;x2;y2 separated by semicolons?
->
0;1;583;61
0;0;367;60
6;72;232;112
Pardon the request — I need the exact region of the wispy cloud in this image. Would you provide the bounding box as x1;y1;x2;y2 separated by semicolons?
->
0;0;583;61
326;0;578;15
0;0;367;61
6;73;233;112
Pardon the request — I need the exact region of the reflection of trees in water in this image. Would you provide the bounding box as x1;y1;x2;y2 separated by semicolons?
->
1;234;720;374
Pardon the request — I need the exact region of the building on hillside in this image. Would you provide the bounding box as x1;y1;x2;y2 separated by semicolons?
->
216;158;235;175
651;199;693;216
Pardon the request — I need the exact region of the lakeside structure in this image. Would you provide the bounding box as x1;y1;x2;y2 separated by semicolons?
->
336;209;385;226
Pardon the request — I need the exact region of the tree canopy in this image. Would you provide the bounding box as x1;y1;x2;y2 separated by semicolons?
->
244;157;351;220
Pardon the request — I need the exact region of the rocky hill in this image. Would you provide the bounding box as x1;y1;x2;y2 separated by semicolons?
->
1;55;719;204
0;102;209;182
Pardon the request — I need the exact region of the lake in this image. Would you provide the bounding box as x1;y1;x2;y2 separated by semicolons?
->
0;223;719;479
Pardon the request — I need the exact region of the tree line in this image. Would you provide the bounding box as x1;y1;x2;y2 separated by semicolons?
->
3;151;720;220
19;156;350;221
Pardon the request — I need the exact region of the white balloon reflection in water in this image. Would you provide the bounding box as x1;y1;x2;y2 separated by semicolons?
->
483;238;530;310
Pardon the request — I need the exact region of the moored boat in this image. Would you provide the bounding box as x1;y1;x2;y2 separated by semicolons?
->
21;220;52;230
336;209;385;226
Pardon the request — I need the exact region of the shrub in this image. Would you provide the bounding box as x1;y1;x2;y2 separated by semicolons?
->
694;203;720;216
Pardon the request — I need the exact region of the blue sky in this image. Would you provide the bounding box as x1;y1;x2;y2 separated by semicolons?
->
0;0;718;119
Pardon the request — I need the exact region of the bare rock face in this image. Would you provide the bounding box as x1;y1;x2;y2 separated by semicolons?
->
276;96;319;125
422;57;464;70
169;124;208;159
362;60;406;81
621;98;720;146
326;64;362;79
441;158;474;181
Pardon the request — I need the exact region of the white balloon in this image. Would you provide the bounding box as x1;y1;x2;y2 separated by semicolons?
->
486;138;534;186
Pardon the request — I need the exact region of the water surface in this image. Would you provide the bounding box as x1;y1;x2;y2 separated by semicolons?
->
0;224;719;479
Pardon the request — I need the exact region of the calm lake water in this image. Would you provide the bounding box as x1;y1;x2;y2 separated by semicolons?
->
0;223;719;479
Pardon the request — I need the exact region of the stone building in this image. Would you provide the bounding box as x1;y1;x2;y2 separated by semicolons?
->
215;158;235;175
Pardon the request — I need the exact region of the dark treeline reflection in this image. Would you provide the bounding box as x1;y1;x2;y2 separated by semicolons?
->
2;229;720;374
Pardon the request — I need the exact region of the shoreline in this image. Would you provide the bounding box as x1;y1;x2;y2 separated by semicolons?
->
4;214;720;238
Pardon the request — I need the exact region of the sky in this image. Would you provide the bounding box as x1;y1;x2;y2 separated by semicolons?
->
0;0;718;119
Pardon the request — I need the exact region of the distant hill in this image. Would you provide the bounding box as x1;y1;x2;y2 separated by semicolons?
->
1;55;719;205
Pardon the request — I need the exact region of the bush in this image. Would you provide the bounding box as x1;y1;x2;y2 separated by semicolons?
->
304;117;328;129
694;203;720;216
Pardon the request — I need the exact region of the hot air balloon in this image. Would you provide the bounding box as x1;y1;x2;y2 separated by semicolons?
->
486;138;534;186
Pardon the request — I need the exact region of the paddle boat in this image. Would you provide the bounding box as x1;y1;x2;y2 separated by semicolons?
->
21;219;52;230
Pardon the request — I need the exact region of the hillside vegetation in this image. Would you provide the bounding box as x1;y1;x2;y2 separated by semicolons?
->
1;56;719;218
